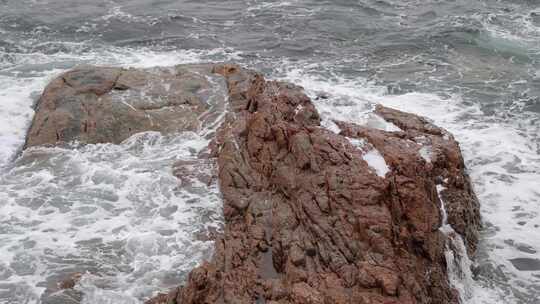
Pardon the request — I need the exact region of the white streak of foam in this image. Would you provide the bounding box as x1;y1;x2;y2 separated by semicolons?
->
419;146;433;163
0;74;57;168
0;131;223;302
362;149;390;178
347;138;390;178
436;185;508;304
247;1;293;12
364;113;402;132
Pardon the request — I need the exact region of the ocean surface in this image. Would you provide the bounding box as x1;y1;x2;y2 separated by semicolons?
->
0;0;539;303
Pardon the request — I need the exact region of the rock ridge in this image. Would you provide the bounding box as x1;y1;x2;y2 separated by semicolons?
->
148;64;481;304
24;63;481;304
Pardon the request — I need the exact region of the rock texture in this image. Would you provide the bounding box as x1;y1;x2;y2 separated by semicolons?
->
25;64;222;148
338;105;481;257
26;63;480;304
147;64;481;304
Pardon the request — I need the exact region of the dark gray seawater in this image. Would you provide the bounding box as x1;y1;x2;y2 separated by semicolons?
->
1;0;539;303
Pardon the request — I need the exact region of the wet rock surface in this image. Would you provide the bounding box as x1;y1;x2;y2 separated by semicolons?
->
25;64;218;148
25;63;481;304
338;105;481;257
146;64;481;304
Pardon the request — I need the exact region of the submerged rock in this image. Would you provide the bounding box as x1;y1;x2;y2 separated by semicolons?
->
40;272;83;304
509;258;540;271
26;63;481;304
25;64;218;147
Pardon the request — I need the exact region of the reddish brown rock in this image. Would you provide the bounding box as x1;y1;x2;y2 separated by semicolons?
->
147;64;480;304
30;64;480;304
337;105;481;256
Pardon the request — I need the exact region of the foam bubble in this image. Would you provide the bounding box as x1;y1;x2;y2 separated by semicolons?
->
346;137;390;178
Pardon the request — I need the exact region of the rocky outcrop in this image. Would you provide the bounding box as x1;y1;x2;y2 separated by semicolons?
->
147;64;481;304
25;64;222;148
26;63;480;304
338;106;481;257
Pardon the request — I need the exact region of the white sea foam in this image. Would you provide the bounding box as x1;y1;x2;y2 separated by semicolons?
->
437;185;474;301
477;10;540;45
0;131;223;302
436;185;510;304
0;46;236;303
246;1;293;12
101;6;159;25
363;112;402;132
362;149;390;177
245;0;320;18
0;74;52;168
346;138;390;178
